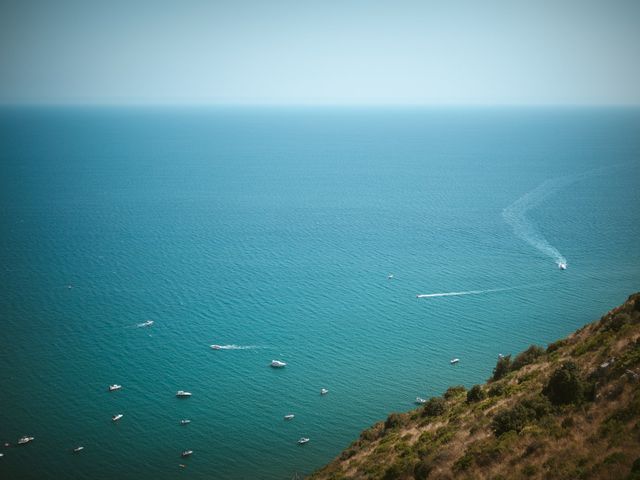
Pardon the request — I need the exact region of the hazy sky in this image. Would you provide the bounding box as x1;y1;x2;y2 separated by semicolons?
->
1;0;639;105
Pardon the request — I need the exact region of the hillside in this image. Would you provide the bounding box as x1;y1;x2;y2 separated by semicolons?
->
310;293;640;480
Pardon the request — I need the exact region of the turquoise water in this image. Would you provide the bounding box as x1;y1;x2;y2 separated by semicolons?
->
0;107;639;479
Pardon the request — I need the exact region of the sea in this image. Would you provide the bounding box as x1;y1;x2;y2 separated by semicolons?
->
0;107;639;479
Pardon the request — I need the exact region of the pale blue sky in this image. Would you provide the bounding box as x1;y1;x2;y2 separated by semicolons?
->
1;0;639;105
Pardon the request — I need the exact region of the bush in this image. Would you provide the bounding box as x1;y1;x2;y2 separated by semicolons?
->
543;362;586;405
511;345;545;371
422;397;446;417
492;355;512;381
491;404;529;436
467;384;486;403
384;412;406;430
547;339;568;354
520;395;552;420
489;382;506;397
444;385;466;400
413;459;433;479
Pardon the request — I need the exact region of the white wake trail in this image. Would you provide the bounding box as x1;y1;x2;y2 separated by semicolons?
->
502;174;580;266
416;286;515;299
210;344;261;350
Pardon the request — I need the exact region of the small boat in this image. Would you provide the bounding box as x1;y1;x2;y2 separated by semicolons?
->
17;436;34;445
450;358;460;364
284;414;295;420
415;397;426;404
181;450;193;457
388;274;394;279
138;320;154;327
73;446;84;453
270;360;287;368
320;388;329;395
210;344;222;350
176;390;192;398
498;353;504;358
0;453;3;457
3;442;10;447
112;414;123;422
558;262;567;270
180;419;191;425
108;384;122;391
297;437;310;445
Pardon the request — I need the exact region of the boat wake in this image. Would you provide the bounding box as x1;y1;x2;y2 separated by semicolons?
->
210;344;261;350
502;174;577;266
417;286;514;299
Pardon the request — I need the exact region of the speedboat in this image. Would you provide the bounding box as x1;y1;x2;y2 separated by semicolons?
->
415;397;426;404
176;390;192;398
73;446;84;453
270;360;287;368
180;419;191;425
558;262;567;270
138;320;154;327
181;450;193;457
297;437;310;445
210;344;222;350
108;384;122;391
112;414;123;422
320;388;329;395
388;274;394;279
450;358;460;364
17;436;34;445
284;414;295;420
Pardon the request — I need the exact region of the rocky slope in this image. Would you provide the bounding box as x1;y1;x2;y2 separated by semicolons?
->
310;293;640;480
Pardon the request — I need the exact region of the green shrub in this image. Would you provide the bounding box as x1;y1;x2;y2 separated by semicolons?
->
492;355;512;381
413;459;433;479
444;385;466;399
422;397;446;417
543;362;586;405
546;339;568;354
520;395;553;420
522;464;538;476
491;404;529;436
511;345;545;371
489;382;506;397
384;412;406;430
467;384;486;403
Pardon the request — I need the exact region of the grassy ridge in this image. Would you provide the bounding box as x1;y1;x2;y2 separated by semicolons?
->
310;293;640;480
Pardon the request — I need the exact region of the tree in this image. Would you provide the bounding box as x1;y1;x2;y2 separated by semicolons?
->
492;355;512;381
467;384;486;403
511;345;545;371
543;362;584;405
491;404;529;436
422;397;446;417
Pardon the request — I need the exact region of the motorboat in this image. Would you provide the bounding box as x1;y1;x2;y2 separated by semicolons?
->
210;344;222;350
284;414;295;420
181;450;193;457
138;320;154;327
297;437;310;445
320;388;329;395
176;390;192;398
112;414;123;422
388;274;394;279
450;358;460;364
415;397;426;404
17;436;34;445
108;384;122;391
180;419;191;425
558;262;567;270
270;360;287;368
73;446;84;453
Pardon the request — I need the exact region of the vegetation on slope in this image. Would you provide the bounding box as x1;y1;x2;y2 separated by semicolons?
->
310;293;640;480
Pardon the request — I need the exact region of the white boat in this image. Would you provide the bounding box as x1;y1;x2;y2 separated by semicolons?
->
180;419;191;425
388;274;394;279
284;414;295;420
297;437;310;445
320;388;329;395
181;450;193;457
450;358;460;364
112;414;123;422
210;344;222;350
558;262;567;270
73;446;84;453
176;390;192;397
270;360;287;368
17;436;34;445
138;320;154;327
108;384;122;391
415;397;426;404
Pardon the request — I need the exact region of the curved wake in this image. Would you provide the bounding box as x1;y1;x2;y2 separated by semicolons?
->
502;174;578;266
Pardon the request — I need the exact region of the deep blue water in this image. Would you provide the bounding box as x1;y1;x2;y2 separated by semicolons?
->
0;107;639;479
